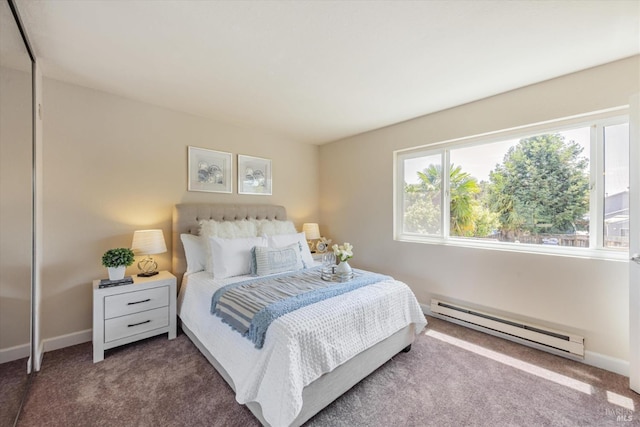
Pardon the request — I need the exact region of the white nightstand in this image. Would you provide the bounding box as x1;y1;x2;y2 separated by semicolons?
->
311;252;325;262
92;271;176;363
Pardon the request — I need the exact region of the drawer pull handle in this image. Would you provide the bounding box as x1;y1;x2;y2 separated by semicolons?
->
128;320;151;328
127;298;151;305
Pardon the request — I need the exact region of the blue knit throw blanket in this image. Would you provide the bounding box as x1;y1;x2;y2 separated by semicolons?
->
211;266;390;349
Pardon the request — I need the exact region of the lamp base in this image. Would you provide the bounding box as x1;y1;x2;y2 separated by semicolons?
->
137;257;159;277
137;271;159;277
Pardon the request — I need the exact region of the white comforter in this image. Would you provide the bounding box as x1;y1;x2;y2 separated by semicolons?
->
178;270;426;427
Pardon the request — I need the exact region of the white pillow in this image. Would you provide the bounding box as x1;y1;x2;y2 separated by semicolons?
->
268;232;314;268
208;236;267;279
180;234;206;275
251;243;304;276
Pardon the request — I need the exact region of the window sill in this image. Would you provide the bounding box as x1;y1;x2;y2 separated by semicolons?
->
396;234;629;262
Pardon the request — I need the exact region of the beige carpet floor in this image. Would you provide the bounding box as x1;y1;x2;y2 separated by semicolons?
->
16;316;640;426
0;357;29;427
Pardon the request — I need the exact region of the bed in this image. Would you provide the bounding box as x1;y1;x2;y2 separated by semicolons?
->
173;203;426;427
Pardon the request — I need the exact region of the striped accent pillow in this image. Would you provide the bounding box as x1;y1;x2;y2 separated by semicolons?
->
251;243;304;276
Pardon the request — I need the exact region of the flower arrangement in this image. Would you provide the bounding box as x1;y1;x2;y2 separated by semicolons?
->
332;242;353;263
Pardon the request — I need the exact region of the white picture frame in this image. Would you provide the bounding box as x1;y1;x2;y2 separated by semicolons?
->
238;155;272;195
187;146;233;193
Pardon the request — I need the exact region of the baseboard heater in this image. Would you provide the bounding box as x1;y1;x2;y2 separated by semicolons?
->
430;299;584;357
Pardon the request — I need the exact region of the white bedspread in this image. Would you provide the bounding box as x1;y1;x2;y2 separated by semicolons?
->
178;270;426;427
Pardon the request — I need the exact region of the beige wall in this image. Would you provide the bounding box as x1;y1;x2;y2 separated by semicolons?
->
41;78;319;340
319;56;640;362
0;66;32;352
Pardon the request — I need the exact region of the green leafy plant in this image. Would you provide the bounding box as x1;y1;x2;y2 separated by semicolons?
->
101;248;135;268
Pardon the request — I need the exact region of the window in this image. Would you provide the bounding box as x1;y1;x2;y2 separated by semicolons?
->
603;123;630;249
395;110;629;258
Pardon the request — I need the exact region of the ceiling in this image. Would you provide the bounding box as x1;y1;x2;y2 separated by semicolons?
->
16;0;640;145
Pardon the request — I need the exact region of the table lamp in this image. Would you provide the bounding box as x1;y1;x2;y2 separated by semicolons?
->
302;223;321;253
131;229;167;277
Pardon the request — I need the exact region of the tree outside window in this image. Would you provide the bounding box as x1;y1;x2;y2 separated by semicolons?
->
398;114;629;254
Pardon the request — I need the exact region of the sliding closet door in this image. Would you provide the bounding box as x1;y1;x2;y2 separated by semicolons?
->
630;93;640;393
0;0;34;424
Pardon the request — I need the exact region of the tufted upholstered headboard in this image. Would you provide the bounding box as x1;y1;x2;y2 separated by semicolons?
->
172;203;287;284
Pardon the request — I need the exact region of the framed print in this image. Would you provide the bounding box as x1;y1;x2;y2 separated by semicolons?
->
188;146;232;193
238;155;272;195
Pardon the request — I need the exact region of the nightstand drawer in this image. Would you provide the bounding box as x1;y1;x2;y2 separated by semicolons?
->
104;307;169;342
104;286;168;319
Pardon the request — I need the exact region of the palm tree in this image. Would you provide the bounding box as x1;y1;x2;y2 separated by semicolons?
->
416;164;480;236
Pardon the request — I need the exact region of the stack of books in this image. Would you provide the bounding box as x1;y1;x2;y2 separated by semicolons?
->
99;276;134;289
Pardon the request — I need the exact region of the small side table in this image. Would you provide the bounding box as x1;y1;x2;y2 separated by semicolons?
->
92;271;176;363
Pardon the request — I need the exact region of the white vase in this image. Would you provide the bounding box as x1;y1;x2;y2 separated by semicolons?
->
336;260;352;275
107;266;126;281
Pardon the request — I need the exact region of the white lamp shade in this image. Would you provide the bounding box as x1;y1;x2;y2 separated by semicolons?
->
302;223;321;240
131;229;167;255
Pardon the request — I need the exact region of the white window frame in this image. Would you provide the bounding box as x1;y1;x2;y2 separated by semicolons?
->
394;107;629;261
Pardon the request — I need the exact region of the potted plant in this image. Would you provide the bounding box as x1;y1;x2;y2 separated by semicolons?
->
102;248;135;280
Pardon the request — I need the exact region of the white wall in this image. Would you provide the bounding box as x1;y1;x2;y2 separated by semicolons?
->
319;56;640;363
41;78;319;341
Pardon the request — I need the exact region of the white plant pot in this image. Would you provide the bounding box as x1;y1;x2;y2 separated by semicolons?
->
107;266;126;281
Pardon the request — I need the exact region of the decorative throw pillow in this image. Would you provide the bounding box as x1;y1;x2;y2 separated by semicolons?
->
251;243;304;276
268;232;315;268
208;235;267;279
180;234;205;275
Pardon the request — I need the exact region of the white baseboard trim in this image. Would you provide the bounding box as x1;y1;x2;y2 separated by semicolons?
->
0;343;30;364
420;303;630;377
584;351;629;376
2;331;90;369
43;329;92;353
1;329;91;370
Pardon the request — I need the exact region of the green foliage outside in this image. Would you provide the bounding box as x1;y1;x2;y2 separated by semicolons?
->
403;133;589;241
403;190;441;234
405;164;498;237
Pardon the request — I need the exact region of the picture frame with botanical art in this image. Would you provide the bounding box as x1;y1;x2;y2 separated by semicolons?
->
238;155;272;195
187;146;233;193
